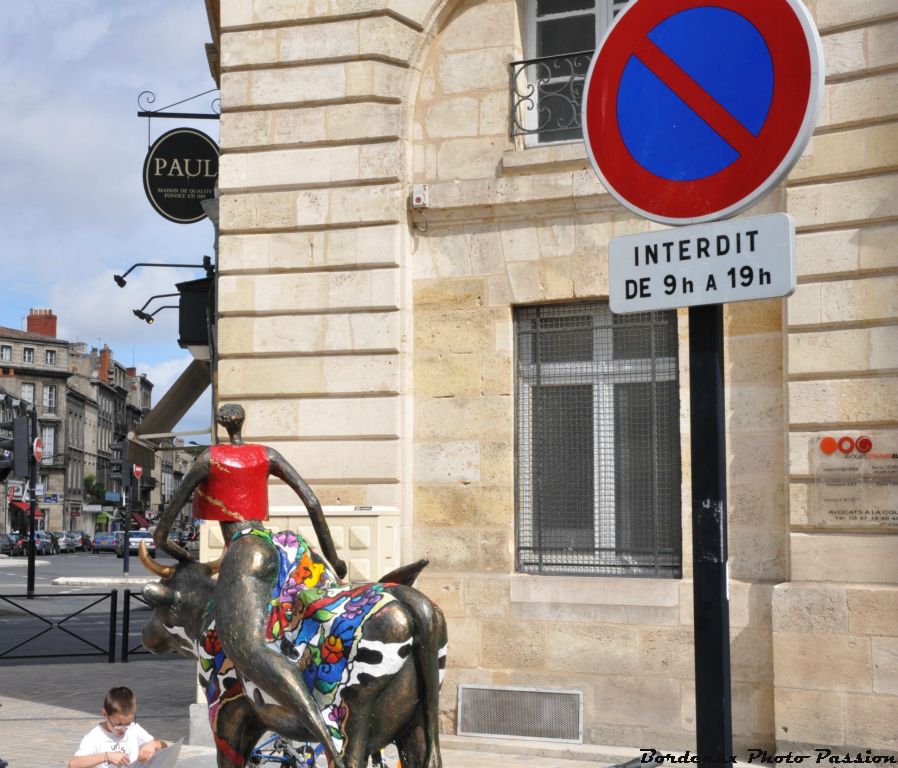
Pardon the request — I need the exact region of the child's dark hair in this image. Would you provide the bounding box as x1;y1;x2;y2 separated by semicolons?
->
103;687;136;716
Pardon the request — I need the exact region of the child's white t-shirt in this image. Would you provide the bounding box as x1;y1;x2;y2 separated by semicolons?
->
74;722;154;766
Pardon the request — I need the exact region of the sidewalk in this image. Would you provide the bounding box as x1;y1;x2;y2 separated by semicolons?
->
0;656;639;767
0;555;48;568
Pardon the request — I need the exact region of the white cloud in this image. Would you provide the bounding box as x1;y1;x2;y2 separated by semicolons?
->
0;0;217;379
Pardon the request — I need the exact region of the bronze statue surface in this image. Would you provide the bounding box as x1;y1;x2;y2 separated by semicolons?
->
145;405;446;768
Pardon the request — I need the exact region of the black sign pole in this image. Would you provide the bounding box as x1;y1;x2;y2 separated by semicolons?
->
26;408;37;598
123;474;132;578
688;303;733;766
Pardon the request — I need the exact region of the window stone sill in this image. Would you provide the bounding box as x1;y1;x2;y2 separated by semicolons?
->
508;573;682;625
502;141;591;175
510;573;679;607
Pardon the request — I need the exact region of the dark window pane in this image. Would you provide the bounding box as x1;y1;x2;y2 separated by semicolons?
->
537;15;597;57
611;0;629;17
536;0;595;16
532;385;594;548
613;380;680;553
532;313;593;363
612;311;677;359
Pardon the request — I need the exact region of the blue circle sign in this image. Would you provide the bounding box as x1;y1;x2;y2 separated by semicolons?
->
583;0;824;225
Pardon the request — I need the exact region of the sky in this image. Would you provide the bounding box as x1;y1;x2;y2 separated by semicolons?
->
0;1;218;439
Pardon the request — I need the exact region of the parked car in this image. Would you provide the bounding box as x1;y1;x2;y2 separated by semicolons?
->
91;531;121;553
116;529;155;559
0;533;21;556
51;531;71;553
9;532;27;556
66;531;89;552
33;530;56;555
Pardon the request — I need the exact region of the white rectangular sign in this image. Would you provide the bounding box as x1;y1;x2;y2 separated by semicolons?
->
609;213;795;313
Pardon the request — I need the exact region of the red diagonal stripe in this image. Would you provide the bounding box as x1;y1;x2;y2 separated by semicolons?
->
633;36;757;156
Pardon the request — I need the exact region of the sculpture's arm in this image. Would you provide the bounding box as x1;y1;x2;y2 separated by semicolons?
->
268;448;348;579
153;454;211;559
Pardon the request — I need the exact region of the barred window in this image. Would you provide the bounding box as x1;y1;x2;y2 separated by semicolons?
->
515;302;682;577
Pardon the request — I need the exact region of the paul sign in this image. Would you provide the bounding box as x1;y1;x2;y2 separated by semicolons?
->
143;127;219;224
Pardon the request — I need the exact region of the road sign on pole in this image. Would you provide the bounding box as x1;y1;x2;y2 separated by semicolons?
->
582;0;824;225
609;213;796;313
33;437;43;464
133;464;143;479
581;2;824;765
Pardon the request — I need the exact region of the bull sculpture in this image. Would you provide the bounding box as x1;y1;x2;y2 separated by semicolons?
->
139;533;447;768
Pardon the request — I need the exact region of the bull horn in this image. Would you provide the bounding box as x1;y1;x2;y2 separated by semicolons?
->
139;541;175;578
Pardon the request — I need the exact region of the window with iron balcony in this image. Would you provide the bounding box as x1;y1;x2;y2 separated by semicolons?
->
510;0;631;146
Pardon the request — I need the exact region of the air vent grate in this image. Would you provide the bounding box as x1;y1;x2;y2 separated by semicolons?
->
457;685;583;743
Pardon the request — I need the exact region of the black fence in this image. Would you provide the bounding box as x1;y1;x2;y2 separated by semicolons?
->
0;589;156;663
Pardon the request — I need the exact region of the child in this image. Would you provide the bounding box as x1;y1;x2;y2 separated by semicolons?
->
68;686;167;768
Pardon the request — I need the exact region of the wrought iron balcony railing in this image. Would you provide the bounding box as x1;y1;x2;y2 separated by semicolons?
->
509;50;595;143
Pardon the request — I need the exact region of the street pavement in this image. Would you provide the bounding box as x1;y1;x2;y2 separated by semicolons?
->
0;554;640;768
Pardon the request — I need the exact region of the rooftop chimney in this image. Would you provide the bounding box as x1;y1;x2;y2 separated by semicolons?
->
27;309;57;337
99;345;112;384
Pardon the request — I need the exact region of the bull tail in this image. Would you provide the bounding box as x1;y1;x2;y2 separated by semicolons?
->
378;558;429;587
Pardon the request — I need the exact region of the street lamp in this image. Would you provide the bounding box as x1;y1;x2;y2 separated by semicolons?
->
114;255;213;287
132;293;180;323
134;305;178;325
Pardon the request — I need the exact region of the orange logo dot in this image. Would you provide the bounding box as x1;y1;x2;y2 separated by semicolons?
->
820;437;837;454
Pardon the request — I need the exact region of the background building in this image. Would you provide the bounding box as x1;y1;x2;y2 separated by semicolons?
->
0;310;166;535
201;0;896;756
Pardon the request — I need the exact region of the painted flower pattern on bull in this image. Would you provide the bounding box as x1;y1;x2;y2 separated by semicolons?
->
231;527;397;749
196;615;245;754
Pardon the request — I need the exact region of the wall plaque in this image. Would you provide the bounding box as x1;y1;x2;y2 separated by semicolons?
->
143;127;219;224
810;433;898;529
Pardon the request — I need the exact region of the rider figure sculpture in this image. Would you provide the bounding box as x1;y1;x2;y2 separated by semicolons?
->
153;403;348;768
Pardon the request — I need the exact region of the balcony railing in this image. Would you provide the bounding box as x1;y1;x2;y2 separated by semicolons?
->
509;50;594;143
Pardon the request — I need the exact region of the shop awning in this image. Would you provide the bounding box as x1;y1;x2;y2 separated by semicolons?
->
125;358;211;467
96;512;110;523
132;512;150;529
12;501;42;517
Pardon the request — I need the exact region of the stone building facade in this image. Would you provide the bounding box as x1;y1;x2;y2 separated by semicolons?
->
203;0;897;754
0;315;162;535
0;310;75;531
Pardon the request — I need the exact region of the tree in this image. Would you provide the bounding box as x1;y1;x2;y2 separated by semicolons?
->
84;474;106;503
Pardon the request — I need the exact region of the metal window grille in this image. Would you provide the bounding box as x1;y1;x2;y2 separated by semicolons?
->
514;302;682;578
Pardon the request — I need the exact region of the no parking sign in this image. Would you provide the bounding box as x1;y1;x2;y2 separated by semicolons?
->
582;0;824;225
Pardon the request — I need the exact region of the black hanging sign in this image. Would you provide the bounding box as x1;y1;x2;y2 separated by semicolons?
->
143;127;219;224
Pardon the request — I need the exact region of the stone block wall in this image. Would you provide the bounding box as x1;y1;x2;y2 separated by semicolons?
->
211;0;896;755
775;0;898;754
215;0;416;512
